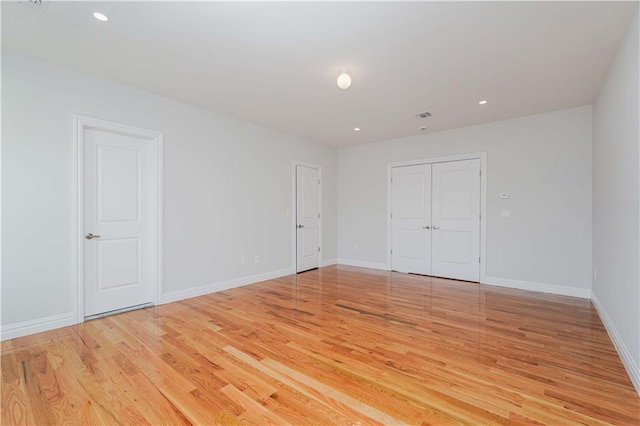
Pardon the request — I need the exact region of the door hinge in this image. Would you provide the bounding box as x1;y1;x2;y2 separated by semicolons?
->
318;213;320;218
479;257;481;263
391;177;393;184
318;178;320;184
479;213;481;220
390;212;393;219
391;249;393;254
318;247;321;252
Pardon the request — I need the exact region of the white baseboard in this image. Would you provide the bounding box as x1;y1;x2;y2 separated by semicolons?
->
161;268;294;304
321;258;337;267
2;269;297;341
482;276;591;299
1;312;76;341
337;258;389;271
591;293;640;395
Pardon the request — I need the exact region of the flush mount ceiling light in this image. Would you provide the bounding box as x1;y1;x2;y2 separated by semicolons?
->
354;127;360;132
337;71;351;90
93;12;108;22
479;100;488;105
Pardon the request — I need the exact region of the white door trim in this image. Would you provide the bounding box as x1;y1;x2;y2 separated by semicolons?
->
73;115;163;323
387;152;487;282
291;161;322;272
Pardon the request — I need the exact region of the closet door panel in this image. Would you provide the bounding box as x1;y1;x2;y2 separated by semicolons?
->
391;164;431;275
431;159;481;282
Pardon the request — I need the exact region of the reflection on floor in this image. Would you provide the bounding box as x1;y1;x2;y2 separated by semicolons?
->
2;265;639;424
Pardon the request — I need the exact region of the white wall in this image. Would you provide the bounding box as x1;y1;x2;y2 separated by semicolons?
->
592;10;640;393
338;106;593;296
1;51;337;338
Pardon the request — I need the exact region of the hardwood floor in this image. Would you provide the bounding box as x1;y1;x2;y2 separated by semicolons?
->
2;265;639;425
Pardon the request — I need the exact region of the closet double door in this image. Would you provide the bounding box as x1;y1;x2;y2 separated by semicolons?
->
391;159;480;282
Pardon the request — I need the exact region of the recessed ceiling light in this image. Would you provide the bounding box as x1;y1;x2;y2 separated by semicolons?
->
479;100;488;105
93;12;108;22
337;71;352;90
354;127;360;132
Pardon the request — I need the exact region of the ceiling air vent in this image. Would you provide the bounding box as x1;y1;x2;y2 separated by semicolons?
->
415;111;432;119
18;0;49;13
19;0;46;7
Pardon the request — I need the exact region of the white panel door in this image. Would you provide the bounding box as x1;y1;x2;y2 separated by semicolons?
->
431;159;481;282
84;128;153;317
296;165;320;272
391;164;432;274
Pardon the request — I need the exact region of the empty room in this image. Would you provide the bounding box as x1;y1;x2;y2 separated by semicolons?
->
2;1;640;424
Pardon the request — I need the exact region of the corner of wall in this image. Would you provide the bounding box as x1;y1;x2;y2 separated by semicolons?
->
321;258;337;267
591;292;640;394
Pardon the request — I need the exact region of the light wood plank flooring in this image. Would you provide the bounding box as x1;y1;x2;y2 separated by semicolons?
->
2;265;639;424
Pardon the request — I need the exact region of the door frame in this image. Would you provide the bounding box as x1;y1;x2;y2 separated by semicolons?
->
73;115;163;323
291;161;322;272
387;152;487;282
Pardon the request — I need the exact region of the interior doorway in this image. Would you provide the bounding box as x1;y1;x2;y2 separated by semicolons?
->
293;162;322;273
75;115;163;321
389;154;485;282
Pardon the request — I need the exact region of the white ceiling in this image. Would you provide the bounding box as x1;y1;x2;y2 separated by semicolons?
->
2;1;638;147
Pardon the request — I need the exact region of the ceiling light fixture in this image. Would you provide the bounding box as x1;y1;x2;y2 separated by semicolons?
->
479;100;488;105
354;127;360;132
337;71;351;90
93;12;108;22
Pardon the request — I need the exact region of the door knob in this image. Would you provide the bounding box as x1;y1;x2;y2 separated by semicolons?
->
432;226;440;230
297;225;304;229
85;233;101;240
422;226;431;229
